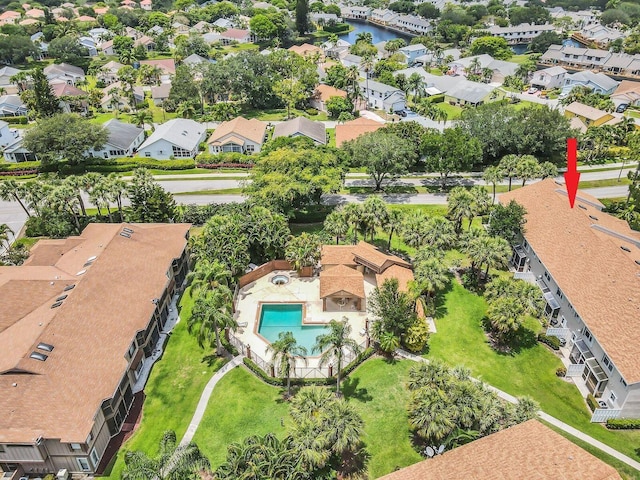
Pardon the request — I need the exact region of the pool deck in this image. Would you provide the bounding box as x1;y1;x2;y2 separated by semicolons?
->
234;270;373;369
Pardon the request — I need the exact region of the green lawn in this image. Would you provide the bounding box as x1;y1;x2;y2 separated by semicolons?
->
193;358;422;478
437;102;463;120
100;289;227;479
428;280;640;477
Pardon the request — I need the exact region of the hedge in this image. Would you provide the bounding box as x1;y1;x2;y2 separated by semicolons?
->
197;163;253;169
587;393;598;412
537;333;560;350
87;157;196;172
196;152;254;165
3;116;28;125
0;161;40;172
428;94;445;104
606;418;640;429
322;23;350;33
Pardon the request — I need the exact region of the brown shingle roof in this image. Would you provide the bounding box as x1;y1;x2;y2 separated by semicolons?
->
501;179;640;383
379;420;622;480
0;222;190;443
321;245;357;267
272;116;326;145
288;43;323;57
314;84;347;102
207;116;267;146
565;101;613;121
352;241;410;272
335;117;384;147
139;58;175;74
319;264;365;298
375;264;414;292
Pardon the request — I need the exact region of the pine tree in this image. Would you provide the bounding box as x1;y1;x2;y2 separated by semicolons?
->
29;68;61;118
295;0;309;35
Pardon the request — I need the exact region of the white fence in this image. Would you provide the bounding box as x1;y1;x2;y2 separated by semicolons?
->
546;327;571;340
591;408;622;423
567;363;585;377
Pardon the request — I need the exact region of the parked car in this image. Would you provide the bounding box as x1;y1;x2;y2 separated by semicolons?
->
527;87;538;94
616;103;629;113
394;109;407;117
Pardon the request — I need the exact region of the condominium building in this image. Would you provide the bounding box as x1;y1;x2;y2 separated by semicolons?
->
0;223;191;477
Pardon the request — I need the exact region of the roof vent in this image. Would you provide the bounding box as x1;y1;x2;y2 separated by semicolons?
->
37;342;54;352
589;215;598;221
51;301;63;308
621;246;632;253
87;255;97;262
63;284;76;291
56;294;68;301
76;269;86;276
120;232;131;238
636;260;640;266
578;204;587;210
123;227;133;234
29;352;48;361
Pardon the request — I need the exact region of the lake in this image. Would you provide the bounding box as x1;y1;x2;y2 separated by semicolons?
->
340;20;413;44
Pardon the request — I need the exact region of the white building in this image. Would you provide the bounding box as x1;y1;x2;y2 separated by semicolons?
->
487;23;556;44
358;79;406;112
137;119;206;159
89;119;145;159
530;66;567;90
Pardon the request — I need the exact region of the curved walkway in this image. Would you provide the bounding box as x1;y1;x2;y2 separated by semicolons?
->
395;349;640;472
179;355;244;447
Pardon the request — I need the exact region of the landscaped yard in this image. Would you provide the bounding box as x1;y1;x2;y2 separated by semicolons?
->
101;289;227;479
193;358;422;478
428;279;640;478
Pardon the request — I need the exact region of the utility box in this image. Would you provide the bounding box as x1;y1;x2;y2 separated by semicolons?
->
56;469;70;480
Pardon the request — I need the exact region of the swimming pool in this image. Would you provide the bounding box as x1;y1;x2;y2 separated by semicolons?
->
258;303;327;353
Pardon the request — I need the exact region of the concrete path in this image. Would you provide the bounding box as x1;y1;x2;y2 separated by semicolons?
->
395;349;640;472
179;355;244;447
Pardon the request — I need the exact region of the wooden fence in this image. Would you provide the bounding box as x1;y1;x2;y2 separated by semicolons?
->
238;260;292;288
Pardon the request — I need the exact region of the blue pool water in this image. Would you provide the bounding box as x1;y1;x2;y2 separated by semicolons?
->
258;304;327;353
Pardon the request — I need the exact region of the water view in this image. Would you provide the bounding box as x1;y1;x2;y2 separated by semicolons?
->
340;20;413;44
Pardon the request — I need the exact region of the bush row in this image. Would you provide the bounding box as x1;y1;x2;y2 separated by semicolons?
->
197;163;254;169
243;347;376;387
196;152;255;165
322;23;351;33
87;157;196;172
0;161;40;172
537;333;561;350
3;116;28;125
429;94;445;104
606;418;640;429
587;393;598;412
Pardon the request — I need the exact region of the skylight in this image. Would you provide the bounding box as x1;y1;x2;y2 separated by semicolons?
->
51;301;63;308
29;352;48;361
56;295;68;302
63;284;76;291
37;342;54;352
76;269;86;276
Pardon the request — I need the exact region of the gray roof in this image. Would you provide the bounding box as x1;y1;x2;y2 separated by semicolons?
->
272;116;326;145
539;66;567;76
183;53;208;65
400;44;426;53
43;63;85;77
359;78;403;96
103;119;143;149
446;80;495;104
139;118;205;151
151;84;171;99
567;71;619;91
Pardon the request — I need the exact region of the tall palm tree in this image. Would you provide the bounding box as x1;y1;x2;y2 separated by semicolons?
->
119;48;136;65
106;173;127;221
361;53;375;109
266;331;307;398
48;184;82;233
323;209;349;245
133;109;153;131
343;203;363;244
447;186;474;233
0;223;14;250
469;185;491;228
186;258;231;294
408;72;424;100
360;195;388;242
0;179;30;217
515;155;541;187
486;296;524;343
188;287;236;356
401;209;428;248
321;398;365;456
122;430;210;480
355;32;373;44
483;165;502;203
385;209;404;250
313;318;361;395
285;232;321;273
499;154;519;191
422;216;455;250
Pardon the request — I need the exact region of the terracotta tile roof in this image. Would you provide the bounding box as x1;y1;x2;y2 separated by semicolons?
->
221;28;250;40
379;420;622;480
319;264;365;298
314;84;347;103
321;245;357;267
51;82;85;97
501;179;640;383
0;223;190;443
288;43;323;57
139;58;175;74
207;116;267;146
335;117;384;147
613;80;640;97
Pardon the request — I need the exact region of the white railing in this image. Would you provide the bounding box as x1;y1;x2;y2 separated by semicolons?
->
514;271;536;282
546;327;571;340
567;363;586;377
591;408;622;423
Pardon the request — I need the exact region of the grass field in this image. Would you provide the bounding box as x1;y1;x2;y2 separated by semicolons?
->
100;289;227;479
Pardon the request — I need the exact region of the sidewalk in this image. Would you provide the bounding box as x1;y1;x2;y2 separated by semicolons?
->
395;349;640;472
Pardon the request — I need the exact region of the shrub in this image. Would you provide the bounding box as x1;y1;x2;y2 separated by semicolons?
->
537;333;560;350
556;366;566;377
305;108;318;116
586;393;598;412
196;152;254;165
87;157;195;172
428;94;445;103
606;418;640;429
3;116;28;125
0;160;40;173
322;22;350;33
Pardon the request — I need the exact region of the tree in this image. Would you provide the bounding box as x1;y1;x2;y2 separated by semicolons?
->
313;318;361;394
515;155;541;187
360;195;388;242
169;65;201;108
0;35;39;64
250;13;278;40
345;131;416;191
488;200;527;245
499;154;519;191
528;31;563;53
132;109;153;131
418;3;440;18
127;168;177;222
413;245;449;299
325;95;353;118
486;296;525;344
483;165;502;203
0;223;13;250
469;36;512;59
0;179;30;217
447;186;474;233
47;36;88;65
122;431;209;480
401;210;429;248
463;232;511;280
385;209;404;250
23;113;107;165
422;216;456;249
295;0;309;34
267;331;308;397
422;128;482;189
285;232;321;272
25;67;61;118
323;209;349;244
189;288;236;356
368;278;417;346
273;77;306;119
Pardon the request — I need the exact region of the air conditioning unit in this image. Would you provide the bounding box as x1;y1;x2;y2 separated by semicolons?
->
56;469;70;480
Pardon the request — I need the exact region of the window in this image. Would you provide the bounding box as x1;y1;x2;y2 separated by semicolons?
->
134;358;144;379
610;391;617;403
77;458;90;472
246;144;255;153
602;355;614;372
556;287;564;300
86;431;93;444
172;146;192;158
523;240;529;252
90;448;99;467
144;152;151;157
583;328;593;343
70;443;82;451
544;271;550;281
127;342;135;358
621;378;628;387
0;445;4;453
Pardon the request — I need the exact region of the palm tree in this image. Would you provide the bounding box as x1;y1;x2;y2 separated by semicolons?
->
486;296;525;344
177;101;196;119
408;72;424;100
122;430;209;480
106;173;127;221
355;32;373;44
422;216;455;250
515;155;541;187
10;71;29;93
313;318;361;395
133;109;153;131
377;331;399;353
188;287;236;356
483;165;502;203
187;258;231;293
447;186;474;233
321;398;365;457
408;387;456;443
385;209;404;250
499;154;519;191
0;179;30;217
469;185;491;228
0;223;14;250
323;209;349;245
401;210;428;248
539;161;558;180
464;234;511;280
119;48;136;65
48;184;82;233
413;248;449;300
361;53;375;109
266;331;308;398
285;232;321;274
345;65;361;106
342;202;362;244
360;195;388;242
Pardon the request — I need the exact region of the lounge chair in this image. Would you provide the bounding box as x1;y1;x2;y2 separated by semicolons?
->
237;321;248;328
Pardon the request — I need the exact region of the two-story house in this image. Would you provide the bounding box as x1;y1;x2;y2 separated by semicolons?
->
358;79;406;112
530;66;567;90
501;179;640;422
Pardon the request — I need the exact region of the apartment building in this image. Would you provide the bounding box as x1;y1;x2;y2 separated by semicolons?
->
487;22;556;44
501;179;640;422
0;223;191;477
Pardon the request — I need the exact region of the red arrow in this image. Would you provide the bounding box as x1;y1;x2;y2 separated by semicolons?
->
564;138;580;209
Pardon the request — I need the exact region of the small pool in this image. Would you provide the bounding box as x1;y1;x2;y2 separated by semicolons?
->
271;274;289;285
258;303;327;352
